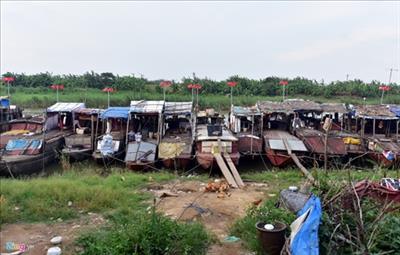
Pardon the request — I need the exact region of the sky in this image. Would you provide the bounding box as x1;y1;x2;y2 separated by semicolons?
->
1;1;399;83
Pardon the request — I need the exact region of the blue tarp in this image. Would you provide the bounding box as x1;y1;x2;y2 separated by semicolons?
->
100;107;130;119
390;106;400;117
0;98;10;107
5;139;42;151
291;195;322;255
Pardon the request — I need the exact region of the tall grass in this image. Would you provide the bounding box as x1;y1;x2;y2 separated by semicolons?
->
3;85;396;110
0;163;174;224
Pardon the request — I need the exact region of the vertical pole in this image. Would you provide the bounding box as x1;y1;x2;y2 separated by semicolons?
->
230;86;233;108
282;85;285;101
373;118;376;138
163;87;166;101
191;88;194;103
7;81;10;97
324;130;328;172
107;91;110;108
56;88;59;102
196;88;199;111
380;90;385;105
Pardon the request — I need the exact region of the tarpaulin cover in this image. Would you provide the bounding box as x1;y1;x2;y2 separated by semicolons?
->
0;97;10;107
390;106;400;117
5;139;42;151
47;102;85;113
291;195;322;255
100;107;130;119
158;142;185;159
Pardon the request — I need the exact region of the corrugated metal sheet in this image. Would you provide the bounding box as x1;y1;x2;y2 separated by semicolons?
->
74;108;102;115
232;106;261;116
165;102;192;115
47;102;85;113
130;100;164;114
100;107;130;119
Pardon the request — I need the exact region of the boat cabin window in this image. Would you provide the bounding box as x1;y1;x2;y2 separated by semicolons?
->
266;113;290;131
164;115;191;135
128;114;160;142
362;119;397;137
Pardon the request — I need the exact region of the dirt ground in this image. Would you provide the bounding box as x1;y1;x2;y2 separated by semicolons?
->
0;213;105;255
148;179;272;255
1;179;271;255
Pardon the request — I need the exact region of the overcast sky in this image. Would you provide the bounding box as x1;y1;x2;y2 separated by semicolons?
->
1;1;399;83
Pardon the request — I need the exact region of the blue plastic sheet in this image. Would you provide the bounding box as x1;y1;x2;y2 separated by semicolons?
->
291;195;322;255
6;139;30;151
390;106;400;118
100;107;130;119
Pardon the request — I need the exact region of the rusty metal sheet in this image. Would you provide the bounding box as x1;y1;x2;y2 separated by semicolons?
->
301;136;346;155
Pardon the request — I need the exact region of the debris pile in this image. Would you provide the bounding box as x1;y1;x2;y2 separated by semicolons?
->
204;179;231;198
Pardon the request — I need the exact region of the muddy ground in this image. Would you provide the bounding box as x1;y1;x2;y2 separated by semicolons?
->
1;179;273;255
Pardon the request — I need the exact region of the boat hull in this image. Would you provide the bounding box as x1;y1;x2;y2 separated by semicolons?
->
265;148;292;167
162;154;192;170
196;152;240;169
0;137;63;177
62;148;92;161
237;135;263;154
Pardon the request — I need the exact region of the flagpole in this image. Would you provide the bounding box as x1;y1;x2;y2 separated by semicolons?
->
107;91;110;108
56;87;59;102
7;81;10;97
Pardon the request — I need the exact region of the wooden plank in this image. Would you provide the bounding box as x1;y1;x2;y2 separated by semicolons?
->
283;138;316;185
223;153;245;188
214;153;238;188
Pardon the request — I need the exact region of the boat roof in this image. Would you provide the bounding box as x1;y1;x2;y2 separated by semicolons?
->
354;105;398;120
47;102;85;113
232;106;261;116
196;125;238;142
257;99;321;114
74;108;103;115
320;103;349;114
100;107;130;119
164;101;193;115
130;100;164;114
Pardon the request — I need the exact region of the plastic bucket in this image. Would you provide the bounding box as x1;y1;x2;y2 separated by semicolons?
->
255;221;287;255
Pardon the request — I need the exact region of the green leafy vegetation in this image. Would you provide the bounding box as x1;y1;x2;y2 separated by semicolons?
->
230;198;296;253
1;72;399;110
0;163;175;224
77;209;212;255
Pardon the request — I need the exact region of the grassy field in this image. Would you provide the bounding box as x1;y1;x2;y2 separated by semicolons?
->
3;85;398;110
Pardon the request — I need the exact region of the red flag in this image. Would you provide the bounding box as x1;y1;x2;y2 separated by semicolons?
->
50;84;64;90
187;83;194;89
2;77;15;82
227;81;238;87
159;81;172;88
379;85;390;91
279;80;288;86
102;87;115;92
192;84;202;90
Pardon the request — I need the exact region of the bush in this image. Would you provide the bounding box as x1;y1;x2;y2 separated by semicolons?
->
230;198;296;254
77;210;211;255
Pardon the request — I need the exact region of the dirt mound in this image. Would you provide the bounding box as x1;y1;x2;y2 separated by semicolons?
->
150;179;270;255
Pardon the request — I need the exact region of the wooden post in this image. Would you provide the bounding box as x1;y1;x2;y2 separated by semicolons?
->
251;114;254;155
91;115;94;151
125;113;131;146
397;120;399;141
373;118;376;138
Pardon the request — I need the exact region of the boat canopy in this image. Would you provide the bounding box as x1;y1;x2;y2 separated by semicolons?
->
47;102;85;113
130;100;164;114
100;107;130;119
320;103;349;114
390;105;400;118
74;108;102;115
232;106;261;116
354;105;399;120
164;102;193;115
257;99;322;114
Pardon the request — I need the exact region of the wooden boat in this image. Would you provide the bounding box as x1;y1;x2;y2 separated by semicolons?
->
353;105;400;168
124;101;164;170
61;108;102;161
195;110;240;169
257;101;308;167
92;107;130;163
0;102;84;176
159;102;194;170
0;96;23;132
229;106;263;155
0;117;44;150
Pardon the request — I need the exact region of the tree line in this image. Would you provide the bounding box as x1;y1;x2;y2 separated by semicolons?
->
1;71;399;99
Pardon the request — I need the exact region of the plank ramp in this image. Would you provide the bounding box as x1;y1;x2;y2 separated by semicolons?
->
214;153;238;188
223;153;245;188
283;138;316;184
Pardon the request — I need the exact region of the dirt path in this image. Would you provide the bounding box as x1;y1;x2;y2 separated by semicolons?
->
148;179;271;255
0;213;105;255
